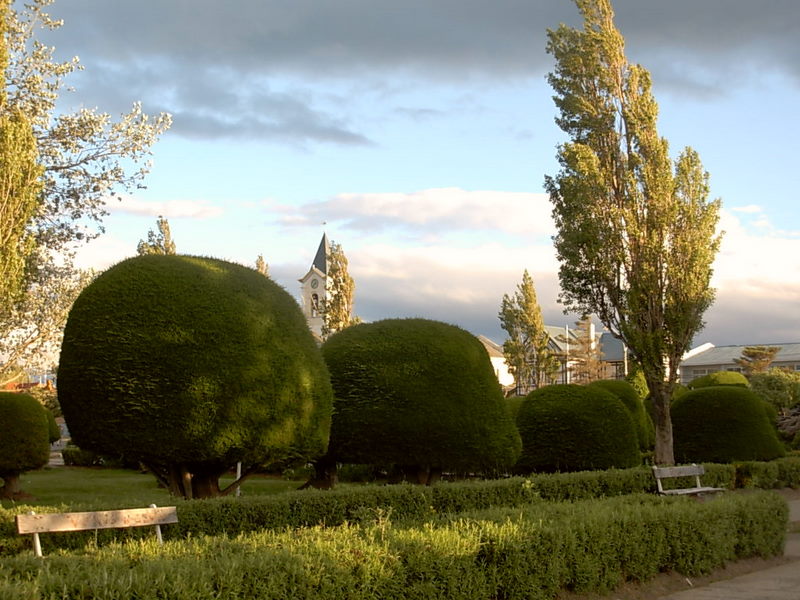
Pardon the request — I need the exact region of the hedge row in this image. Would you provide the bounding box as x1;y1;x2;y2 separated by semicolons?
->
3;457;799;556
0;492;787;600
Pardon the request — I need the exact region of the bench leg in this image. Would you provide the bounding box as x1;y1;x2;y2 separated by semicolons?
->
150;504;164;544
33;532;42;558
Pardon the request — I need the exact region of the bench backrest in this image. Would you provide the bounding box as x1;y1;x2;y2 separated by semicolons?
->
16;506;178;535
651;464;704;493
651;464;704;480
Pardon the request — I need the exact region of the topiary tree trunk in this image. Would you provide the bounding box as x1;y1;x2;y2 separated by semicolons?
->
299;455;338;490
0;472;22;499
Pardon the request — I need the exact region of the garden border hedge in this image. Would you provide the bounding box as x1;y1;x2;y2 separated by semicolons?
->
3;456;799;556
0;491;787;600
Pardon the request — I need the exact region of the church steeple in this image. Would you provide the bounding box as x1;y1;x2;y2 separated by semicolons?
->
312;233;330;275
299;234;329;340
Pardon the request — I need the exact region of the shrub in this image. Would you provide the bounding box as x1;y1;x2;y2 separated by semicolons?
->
1;492;786;597
673;386;785;463
320;319;521;484
588;380;654;451
61;445;102;467
688;371;749;389
0;392;49;498
515;384;640;473
749;368;800;412
13;459;800;557
58;255;333;498
624;366;648;400
504;396;525;421
45;411;60;444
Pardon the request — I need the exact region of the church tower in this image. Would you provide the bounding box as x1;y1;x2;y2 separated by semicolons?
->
299;233;329;339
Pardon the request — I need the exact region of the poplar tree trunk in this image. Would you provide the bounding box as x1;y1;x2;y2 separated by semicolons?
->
651;387;675;465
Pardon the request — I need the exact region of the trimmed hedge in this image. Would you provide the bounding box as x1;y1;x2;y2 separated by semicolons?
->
673;386;785;463
0;492;787;599
322;318;521;474
0;392;50;496
688;371;749;389
588;379;655;451
5;457;800;557
516;384;640;472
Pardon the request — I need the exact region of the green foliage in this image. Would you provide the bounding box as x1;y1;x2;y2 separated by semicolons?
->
0;492;786;598
61;445;101;467
0;392;49;488
588;379;654;450
734;346;781;376
499;270;559;392
45;409;59;443
504;396;525;421
321;240;358;338
137;215;176;255
688;370;749;389
625;366;649;401
515;384;640;473
544;0;721;466
322;319;521;474
673;386;785;463
750;368;800;412
58;255;333;498
8;459;800;557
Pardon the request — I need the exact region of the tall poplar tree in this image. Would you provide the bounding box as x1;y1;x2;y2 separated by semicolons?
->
0;0;42;311
321;240;358;338
544;0;721;464
499;270;558;394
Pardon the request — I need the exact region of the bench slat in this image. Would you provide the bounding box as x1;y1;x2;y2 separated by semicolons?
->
652;465;704;479
661;486;725;496
16;507;178;535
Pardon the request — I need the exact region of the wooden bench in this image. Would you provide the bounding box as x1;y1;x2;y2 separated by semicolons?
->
652;464;726;496
15;504;178;557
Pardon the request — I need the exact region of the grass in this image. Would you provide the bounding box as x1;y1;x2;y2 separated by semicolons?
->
2;466;304;509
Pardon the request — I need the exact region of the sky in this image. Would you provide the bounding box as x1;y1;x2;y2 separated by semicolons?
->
35;0;800;348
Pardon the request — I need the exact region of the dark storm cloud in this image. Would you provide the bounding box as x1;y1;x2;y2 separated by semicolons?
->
42;0;800;140
48;1;800;78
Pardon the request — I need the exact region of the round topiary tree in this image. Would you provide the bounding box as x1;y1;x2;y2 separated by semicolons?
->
515;384;640;473
317;318;521;486
58;255;333;499
588;379;654;451
672;385;785;463
0;392;50;498
688;371;749;389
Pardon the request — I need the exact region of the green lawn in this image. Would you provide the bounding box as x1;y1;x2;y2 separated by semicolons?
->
2;466;303;509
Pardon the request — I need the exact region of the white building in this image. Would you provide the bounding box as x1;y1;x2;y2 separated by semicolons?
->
679;343;800;385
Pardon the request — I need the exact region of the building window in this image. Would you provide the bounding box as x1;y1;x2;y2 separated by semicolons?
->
311;293;319;317
726;367;742;372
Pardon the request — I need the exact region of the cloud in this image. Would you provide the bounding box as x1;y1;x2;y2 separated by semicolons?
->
281;203;800;346
108;197;224;219
731;204;764;214
48;2;800;84
344;240;566;342
277;188;554;238
43;1;800;142
72;235;133;272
